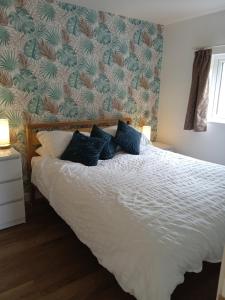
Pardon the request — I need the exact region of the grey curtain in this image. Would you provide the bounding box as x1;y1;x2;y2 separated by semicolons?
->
184;49;212;132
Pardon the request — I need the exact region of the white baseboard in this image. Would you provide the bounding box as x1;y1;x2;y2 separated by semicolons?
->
0;217;26;230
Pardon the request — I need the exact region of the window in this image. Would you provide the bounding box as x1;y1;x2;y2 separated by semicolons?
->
208;53;225;123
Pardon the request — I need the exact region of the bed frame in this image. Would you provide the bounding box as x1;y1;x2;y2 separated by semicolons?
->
24;114;132;201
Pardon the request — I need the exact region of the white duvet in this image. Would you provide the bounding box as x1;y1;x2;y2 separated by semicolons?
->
32;145;225;300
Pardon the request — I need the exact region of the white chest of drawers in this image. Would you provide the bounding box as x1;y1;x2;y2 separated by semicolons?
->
0;148;25;229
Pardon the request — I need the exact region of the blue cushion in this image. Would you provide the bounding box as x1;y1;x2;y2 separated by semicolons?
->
90;125;117;160
114;120;141;155
61;131;106;166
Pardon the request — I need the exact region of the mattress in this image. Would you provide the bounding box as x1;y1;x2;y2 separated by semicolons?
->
32;145;225;300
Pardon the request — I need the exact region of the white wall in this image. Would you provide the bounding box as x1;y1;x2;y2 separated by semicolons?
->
158;10;225;165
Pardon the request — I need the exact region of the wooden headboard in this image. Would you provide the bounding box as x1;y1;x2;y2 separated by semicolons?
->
25;116;132;175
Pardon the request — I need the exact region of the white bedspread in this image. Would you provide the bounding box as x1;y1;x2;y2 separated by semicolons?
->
32;146;225;300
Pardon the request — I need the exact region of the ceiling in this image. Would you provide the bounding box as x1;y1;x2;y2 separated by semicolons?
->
67;0;225;25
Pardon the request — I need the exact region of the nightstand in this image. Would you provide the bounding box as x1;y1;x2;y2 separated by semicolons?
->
217;248;225;300
0;148;25;229
152;141;174;152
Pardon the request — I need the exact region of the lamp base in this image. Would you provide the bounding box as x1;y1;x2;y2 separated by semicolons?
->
0;144;11;149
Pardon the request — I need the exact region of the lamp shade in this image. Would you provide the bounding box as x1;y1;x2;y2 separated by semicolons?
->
0;119;10;148
142;125;151;141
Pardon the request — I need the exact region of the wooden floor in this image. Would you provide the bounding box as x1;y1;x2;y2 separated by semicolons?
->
0;198;220;300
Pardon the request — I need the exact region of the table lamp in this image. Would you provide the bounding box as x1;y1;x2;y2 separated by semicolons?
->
142;125;151;141
0;119;10;149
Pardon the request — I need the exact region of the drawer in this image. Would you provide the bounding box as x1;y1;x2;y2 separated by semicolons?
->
0;200;25;228
0;158;22;182
0;179;24;205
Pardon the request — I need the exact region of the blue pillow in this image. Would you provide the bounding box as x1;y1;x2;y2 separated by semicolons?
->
114;120;141;155
91;125;117;160
61;131;106;166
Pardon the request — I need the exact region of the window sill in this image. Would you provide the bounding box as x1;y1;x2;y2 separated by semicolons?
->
207;119;225;125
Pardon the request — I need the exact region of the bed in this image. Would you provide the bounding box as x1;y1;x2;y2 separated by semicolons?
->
26;117;225;300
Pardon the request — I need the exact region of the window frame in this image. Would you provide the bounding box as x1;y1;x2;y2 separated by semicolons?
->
208;51;225;124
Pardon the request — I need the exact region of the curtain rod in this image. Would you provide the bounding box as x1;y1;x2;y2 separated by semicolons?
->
194;44;225;51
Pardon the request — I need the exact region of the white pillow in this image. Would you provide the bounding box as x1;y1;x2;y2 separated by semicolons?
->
140;132;152;146
103;125;151;146
37;130;73;158
102;125;117;136
35;146;49;156
36;130;90;158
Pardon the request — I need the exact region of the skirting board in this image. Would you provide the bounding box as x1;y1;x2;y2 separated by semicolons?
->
0;217;26;230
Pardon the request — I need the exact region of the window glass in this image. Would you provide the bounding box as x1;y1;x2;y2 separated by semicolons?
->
208;53;225;123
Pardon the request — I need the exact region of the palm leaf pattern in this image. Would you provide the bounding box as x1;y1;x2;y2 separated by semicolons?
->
57;44;77;67
75;6;88;16
24;39;41;60
9;7;35;34
82;90;94;103
31;23;46;40
157;56;162;69
38;3;55;21
0;0;163;183
129;18;142;25
133;29;143;45
153;35;163;52
144;48;152;61
6;110;22;127
0;51;17;71
94;24;111;45
146;23;156;35
84;9;97;24
38;81;49;95
114;17;126;33
28;95;44;115
16;130;25;144
113;67;125;81
125;53;139;72
103;49;114;66
142;91;150;102
0;0;13;8
116;40;128;55
68;71;81;89
0;86;14;105
44;28;60;46
0;109;5;117
40;61;57;79
94;74;110;94
13;69;38;93
67;15;79;36
0;26;9;45
111;36;121;50
144;67;153;79
83;59;97;76
124;96;137;114
116;86;127;100
103;95;113;112
59;97;78;118
81;39;94;55
150;77;160;93
57;2;77;12
0;70;13;87
48;85;62;101
131;73;141;89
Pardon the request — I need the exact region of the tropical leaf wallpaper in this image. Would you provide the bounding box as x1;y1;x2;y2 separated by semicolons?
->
0;0;163;183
